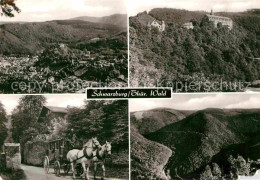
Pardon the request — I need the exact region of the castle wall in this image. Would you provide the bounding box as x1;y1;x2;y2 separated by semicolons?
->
24;141;47;166
148;20;165;32
207;15;233;29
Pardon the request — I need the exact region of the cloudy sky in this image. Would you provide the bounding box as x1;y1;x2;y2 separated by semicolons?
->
1;93;260;114
0;94;86;115
0;0;126;22
130;93;260;112
128;0;260;16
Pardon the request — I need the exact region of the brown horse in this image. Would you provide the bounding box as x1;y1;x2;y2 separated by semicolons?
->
93;141;112;180
67;137;101;179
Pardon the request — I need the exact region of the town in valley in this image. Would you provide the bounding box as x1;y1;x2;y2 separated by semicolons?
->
0;42;127;93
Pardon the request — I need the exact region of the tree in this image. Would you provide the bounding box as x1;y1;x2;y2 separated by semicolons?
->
0;100;7;123
200;165;213;180
66;100;128;150
0;101;8;150
66;101;105;143
11;95;47;143
101;100;128;150
11;95;46;162
212;163;222;179
0;0;20;17
228;155;251;178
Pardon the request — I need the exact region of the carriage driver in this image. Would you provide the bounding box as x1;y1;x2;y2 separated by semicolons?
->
67;129;101;151
67;128;79;148
91;137;101;159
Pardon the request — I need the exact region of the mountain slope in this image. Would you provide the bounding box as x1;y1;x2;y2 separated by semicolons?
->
149;8;206;24
0;20;125;55
131;108;192;179
131;125;172;179
130;9;260;90
211;137;260;175
70;14;127;28
131;108;194;134
146;109;260;178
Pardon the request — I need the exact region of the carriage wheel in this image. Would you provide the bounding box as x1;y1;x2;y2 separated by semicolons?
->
54;161;61;176
63;164;70;174
43;156;50;174
76;164;84;176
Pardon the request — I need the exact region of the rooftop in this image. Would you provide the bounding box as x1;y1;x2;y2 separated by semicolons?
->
44;106;68;113
4;143;20;146
206;14;232;20
183;22;193;26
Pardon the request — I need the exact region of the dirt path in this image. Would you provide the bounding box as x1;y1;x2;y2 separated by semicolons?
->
21;164;128;180
21;164;72;180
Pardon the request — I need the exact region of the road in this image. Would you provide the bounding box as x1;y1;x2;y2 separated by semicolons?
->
21;164;127;180
21;164;73;180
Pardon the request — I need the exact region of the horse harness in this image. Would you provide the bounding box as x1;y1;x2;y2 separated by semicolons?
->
83;147;94;159
95;145;111;161
70;145;96;163
96;148;105;161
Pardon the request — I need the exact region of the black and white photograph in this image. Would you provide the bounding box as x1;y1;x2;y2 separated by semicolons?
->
129;0;260;92
0;95;129;180
2;0;260;180
130;94;260;179
0;0;128;93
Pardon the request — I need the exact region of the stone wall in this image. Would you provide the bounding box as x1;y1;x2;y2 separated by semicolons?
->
0;153;6;171
4;143;21;170
24;140;47;166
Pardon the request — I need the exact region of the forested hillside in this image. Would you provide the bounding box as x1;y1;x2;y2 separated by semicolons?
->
70;14;127;28
131;108;193;134
131;107;260;179
0;19;125;55
130;9;260;91
145;108;260;179
131;124;172;179
131;108;191;179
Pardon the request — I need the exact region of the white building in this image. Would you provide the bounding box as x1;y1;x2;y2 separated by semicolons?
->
148;20;166;32
183;22;194;29
206;10;233;30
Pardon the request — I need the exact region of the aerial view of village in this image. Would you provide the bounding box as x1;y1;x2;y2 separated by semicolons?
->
0;0;127;93
129;0;260;92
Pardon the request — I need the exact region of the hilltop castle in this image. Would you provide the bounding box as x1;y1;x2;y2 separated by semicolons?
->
206;10;233;30
148;20;166;32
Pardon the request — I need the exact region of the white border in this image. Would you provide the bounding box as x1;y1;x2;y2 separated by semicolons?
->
128;99;131;180
127;1;130;89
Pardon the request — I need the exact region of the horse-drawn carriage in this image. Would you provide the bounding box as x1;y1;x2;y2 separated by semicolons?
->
43;138;83;176
42;137;112;179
